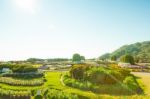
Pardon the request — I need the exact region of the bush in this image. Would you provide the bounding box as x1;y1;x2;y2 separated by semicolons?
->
105;70;122;84
87;67;125;84
0;64;38;73
111;55;117;61
63;73;140;95
120;54;135;65
117;68;130;77
45;88;78;99
123;76;140;93
65;64;142;95
12;64;37;73
2;72;43;78
34;95;43;99
63;75;93;90
70;64;90;80
88;67;106;84
0;64;13;69
72;53;81;62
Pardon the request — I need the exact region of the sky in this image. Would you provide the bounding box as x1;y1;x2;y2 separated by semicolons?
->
0;0;150;61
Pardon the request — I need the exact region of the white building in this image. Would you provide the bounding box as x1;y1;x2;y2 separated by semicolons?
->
118;62;131;68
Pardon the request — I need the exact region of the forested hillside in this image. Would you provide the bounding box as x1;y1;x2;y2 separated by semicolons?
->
99;41;150;63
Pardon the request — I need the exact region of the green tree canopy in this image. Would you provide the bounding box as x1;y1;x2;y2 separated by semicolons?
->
99;53;110;60
111;55;117;61
120;54;135;65
72;53;81;62
99;41;150;62
80;56;85;60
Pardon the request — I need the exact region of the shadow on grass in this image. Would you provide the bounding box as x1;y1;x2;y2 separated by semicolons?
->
91;76;144;96
91;86;143;96
65;81;144;96
94;78;144;96
134;75;141;79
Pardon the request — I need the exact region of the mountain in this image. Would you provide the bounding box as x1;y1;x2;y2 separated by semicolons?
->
99;41;150;63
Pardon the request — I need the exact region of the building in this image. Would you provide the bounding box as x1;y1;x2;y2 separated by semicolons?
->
38;65;49;70
2;68;11;73
118;62;131;68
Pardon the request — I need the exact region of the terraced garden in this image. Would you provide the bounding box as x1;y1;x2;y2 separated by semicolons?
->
0;71;150;99
0;74;44;99
0;63;150;99
0;77;44;86
0;70;79;99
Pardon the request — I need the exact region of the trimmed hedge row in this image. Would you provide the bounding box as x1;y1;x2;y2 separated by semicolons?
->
0;88;31;99
0;64;38;73
32;88;78;99
0;77;44;86
2;72;43;78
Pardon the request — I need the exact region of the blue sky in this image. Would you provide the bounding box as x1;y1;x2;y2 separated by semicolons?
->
0;0;150;61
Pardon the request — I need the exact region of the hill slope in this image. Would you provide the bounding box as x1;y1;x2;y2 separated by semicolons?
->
99;41;150;62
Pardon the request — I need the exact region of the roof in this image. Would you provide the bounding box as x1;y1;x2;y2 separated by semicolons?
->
39;65;49;69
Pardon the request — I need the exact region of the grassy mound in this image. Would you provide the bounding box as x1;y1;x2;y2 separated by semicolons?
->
63;64;143;95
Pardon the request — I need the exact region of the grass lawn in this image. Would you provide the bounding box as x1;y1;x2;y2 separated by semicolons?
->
45;71;99;98
45;71;150;99
132;72;150;95
0;71;149;99
0;83;44;91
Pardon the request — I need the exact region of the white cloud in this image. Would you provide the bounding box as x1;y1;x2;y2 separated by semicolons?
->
13;0;38;14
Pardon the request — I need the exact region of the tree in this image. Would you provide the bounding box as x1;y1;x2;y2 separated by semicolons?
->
99;53;110;60
70;64;90;80
102;41;150;63
70;65;85;80
34;95;43;99
80;56;85;60
72;53;81;62
120;54;135;65
111;55;117;61
27;58;44;63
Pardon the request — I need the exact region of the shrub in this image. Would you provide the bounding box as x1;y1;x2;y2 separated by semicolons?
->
88;67;106;84
12;64;37;73
64;65;142;95
123;76;139;93
72;53;81;62
0;77;44;86
2;72;43;78
70;64;90;80
105;70;122;84
87;67;124;84
120;54;135;65
0;64;38;73
0;64;13;69
34;95;43;99
111;55;117;61
45;89;78;99
117;68;130;78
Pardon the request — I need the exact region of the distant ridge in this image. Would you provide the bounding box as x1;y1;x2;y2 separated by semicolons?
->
99;41;150;63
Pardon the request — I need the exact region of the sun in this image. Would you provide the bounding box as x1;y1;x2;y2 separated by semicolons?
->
13;0;38;13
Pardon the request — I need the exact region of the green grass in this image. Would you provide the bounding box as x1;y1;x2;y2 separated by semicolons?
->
0;83;44;91
44;72;65;89
0;71;149;99
44;71;99;98
0;75;44;91
44;71;150;99
132;72;150;95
